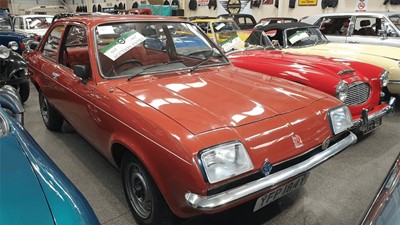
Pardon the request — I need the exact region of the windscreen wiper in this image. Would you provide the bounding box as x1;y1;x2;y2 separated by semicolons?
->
189;49;224;73
127;60;183;81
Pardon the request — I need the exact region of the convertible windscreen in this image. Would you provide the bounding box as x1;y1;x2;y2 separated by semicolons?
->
285;27;328;47
95;22;228;78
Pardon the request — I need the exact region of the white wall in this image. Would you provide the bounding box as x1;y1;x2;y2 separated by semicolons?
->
8;0;400;20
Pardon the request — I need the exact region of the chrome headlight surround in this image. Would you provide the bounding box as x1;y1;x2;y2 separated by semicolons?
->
328;106;353;135
0;113;10;137
0;45;10;59
335;81;349;102
198;141;254;184
380;70;389;87
8;41;18;51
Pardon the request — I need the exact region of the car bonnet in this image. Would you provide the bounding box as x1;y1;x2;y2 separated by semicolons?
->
311;43;400;61
0;133;55;225
228;50;359;79
116;66;331;134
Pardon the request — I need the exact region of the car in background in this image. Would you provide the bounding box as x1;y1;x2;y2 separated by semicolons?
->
191;18;248;44
359;152;400;224
257;17;298;26
0;85;100;225
0;43;30;102
301;12;400;47
213;29;395;135
255;22;400;96
218;13;257;30
13;15;53;39
0;12;31;54
26;15;356;225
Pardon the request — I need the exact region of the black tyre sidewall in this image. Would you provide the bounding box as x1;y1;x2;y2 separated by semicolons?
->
19;82;30;103
39;91;64;131
121;153;176;225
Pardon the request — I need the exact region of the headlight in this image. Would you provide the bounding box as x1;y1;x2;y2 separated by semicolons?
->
335;81;348;102
328;106;353;135
199;141;254;184
380;70;389;87
0;45;10;59
8;41;19;51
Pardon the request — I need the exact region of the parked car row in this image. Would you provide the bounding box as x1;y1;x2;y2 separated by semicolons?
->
1;10;399;225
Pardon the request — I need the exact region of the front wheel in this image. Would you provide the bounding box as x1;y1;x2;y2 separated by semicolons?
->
39;91;64;131
121;153;176;225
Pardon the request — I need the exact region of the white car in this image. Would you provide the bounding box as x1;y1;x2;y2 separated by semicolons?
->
301;12;400;47
13;15;53;38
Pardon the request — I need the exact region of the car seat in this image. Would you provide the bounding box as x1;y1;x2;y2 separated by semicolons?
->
358;20;375;36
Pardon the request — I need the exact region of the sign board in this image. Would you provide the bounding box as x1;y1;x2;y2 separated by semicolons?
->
298;0;318;6
355;0;368;12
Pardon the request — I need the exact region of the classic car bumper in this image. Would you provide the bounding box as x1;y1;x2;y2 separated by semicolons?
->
353;96;396;129
185;132;357;211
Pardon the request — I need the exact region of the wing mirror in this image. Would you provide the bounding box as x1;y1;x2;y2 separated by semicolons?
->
73;65;90;84
24;39;40;52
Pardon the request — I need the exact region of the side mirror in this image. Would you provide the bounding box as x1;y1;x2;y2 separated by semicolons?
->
73;65;90;84
379;23;388;39
25;40;40;52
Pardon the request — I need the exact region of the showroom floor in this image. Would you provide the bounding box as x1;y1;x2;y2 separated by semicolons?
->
24;84;400;225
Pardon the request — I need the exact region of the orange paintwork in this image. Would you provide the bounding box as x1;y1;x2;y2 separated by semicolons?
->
26;15;344;218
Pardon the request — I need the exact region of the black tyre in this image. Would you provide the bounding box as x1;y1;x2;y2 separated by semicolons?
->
38;91;64;131
18;82;30;103
122;153;176;225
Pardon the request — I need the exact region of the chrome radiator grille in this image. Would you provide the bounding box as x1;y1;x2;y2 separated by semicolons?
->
344;82;370;106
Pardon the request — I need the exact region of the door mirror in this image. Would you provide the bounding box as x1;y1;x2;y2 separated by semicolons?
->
25;40;40;52
73;65;90;84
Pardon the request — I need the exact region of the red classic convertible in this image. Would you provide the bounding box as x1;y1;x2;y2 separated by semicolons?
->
222;30;395;135
26;15;356;225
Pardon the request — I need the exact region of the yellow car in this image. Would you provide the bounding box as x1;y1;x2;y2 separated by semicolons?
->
191;18;250;45
256;22;400;95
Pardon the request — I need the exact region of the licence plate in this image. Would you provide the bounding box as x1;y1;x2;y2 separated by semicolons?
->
253;173;309;212
363;117;382;135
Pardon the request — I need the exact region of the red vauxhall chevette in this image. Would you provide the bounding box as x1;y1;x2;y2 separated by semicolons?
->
26;15;356;225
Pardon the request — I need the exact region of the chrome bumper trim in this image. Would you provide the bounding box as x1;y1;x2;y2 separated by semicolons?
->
353;96;396;128
185;132;357;211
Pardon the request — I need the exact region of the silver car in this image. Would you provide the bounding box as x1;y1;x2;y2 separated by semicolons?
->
301;12;400;47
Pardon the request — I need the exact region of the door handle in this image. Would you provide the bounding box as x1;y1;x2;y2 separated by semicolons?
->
348;41;359;44
52;72;60;79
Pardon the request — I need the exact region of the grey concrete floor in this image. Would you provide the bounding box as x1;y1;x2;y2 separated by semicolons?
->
23;84;400;225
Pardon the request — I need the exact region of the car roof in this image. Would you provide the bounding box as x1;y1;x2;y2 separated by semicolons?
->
15;15;54;18
55;14;189;25
191;18;235;23
255;22;317;31
307;11;400;18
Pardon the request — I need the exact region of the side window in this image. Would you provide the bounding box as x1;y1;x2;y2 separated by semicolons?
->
42;25;64;62
62;26;90;71
65;26;87;46
354;17;377;36
320;17;351;36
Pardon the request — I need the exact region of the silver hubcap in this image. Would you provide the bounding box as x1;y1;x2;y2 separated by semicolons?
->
125;163;152;219
40;94;49;124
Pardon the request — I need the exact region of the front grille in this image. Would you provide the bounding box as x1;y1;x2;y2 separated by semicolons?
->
344;82;370;106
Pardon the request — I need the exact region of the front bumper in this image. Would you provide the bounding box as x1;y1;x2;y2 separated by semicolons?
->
353;96;396;130
185;132;357;211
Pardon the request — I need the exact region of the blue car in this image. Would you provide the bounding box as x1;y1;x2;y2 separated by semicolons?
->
0;86;100;225
0;12;30;54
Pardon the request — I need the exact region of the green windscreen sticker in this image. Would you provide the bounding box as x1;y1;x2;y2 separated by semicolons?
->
100;30;146;61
